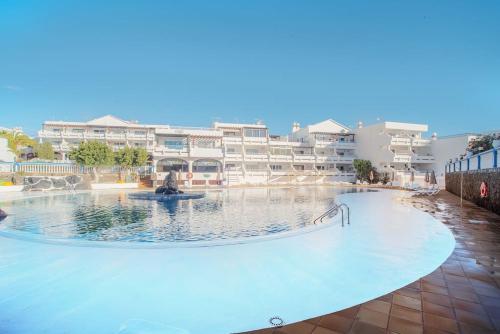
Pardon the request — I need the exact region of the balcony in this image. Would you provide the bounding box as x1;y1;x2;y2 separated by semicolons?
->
243;137;267;145
390;137;411;146
244;153;269;162
331;156;355;163
38;131;62;138
224;153;243;161
189;147;223;158
63;132;85;139
244;170;269;177
85;133;106;139
412;154;435;163
222;136;242;144
334;141;356;149
412;139;432;146
293;155;316;162
127;133;150;140
154;146;189;157
269;154;293;162
393;154;412;163
314;139;355;149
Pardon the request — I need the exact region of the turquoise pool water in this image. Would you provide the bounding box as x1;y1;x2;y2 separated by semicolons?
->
0;188;455;334
0;187;360;243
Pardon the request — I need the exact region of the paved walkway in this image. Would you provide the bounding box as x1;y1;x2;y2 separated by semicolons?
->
244;191;500;334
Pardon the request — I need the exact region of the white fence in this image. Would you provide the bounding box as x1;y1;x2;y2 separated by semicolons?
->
446;148;498;173
0;162;153;175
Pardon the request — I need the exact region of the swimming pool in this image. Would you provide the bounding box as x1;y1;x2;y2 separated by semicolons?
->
0;187;367;244
0;187;455;334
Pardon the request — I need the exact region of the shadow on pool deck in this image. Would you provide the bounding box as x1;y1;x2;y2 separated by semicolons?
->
242;191;500;334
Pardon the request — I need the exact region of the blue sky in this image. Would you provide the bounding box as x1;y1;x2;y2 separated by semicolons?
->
1;0;499;136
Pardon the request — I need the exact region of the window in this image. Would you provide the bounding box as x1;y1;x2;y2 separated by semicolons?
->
93;129;105;134
223;131;240;137
134;130;146;135
52;128;61;133
164;137;187;150
193;160;221;173
244;128;267;138
293;165;304;170
196;140;216;148
270;147;291;155
72;128;85;133
270;165;282;171
158;159;188;172
245;148;261;155
226;147;236;153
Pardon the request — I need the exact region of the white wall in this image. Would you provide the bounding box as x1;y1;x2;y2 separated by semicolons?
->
354;123;393;170
431;134;476;179
0;138;15;162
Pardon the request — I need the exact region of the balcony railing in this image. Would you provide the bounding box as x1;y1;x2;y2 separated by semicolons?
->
243;137;268;144
293;155;316;162
224;153;243;160
390;137;412;146
393;154;412;163
244;153;269;161
412;155;435;163
269;154;293;162
412;139;431;146
189;147;224;158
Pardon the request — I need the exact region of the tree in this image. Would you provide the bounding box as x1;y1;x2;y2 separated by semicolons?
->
353;159;372;182
467;135;494;155
353;159;380;183
133;147;148;166
33;142;55;160
0;131;35;157
68;141;114;181
114;147;135;168
115;147;148;167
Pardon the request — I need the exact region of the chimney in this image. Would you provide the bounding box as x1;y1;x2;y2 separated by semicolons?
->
357;121;363;129
292;122;300;133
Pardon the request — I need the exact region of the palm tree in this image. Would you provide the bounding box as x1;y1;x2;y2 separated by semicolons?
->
0;130;35;157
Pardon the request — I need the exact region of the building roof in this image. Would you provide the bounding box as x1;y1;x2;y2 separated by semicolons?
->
213;122;267;129
306;119;351;134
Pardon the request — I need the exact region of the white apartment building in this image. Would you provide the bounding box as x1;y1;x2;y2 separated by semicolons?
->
38;115;474;188
38;115;358;186
355;121;436;186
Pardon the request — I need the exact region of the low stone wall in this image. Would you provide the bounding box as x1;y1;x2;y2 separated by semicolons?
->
23;175;91;191
446;168;500;215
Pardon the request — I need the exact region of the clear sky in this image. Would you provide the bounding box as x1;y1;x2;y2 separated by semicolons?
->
1;0;499;136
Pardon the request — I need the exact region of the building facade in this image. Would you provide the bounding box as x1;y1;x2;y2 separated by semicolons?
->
38;115;475;187
38;115;358;186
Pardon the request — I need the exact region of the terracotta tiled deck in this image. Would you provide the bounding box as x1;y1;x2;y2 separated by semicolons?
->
243;191;500;334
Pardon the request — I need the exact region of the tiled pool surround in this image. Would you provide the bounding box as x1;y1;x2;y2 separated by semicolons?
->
245;191;500;334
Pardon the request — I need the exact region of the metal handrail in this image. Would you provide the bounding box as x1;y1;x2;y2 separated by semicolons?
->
313;203;350;227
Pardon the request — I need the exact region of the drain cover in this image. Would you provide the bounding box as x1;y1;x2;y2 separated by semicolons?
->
269;316;284;327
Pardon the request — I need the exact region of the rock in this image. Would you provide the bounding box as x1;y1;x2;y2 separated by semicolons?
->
163;171;179;190
155;171;184;195
65;175;81;185
52;178;67;189
0;209;7;221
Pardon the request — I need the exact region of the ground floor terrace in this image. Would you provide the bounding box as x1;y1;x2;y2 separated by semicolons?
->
245;191;500;334
152;157;356;186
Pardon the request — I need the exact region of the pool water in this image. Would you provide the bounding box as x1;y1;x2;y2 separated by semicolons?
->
0;188;455;334
0;187;370;243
